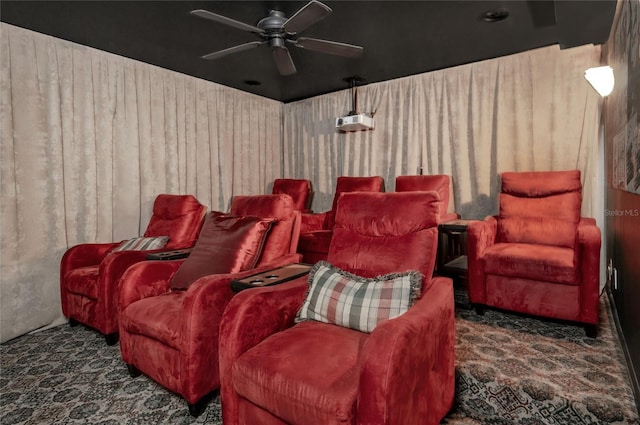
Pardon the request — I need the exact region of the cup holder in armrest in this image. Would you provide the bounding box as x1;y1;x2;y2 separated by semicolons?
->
146;248;193;261
231;264;311;293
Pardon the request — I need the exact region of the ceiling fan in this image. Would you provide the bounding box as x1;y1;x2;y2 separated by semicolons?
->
190;0;364;76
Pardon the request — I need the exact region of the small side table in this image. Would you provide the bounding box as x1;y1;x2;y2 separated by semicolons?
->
437;219;472;307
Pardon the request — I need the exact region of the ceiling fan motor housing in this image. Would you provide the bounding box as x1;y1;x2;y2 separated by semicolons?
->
258;10;291;49
258;11;288;33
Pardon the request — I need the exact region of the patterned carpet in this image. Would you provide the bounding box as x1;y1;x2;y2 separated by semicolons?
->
0;328;223;425
444;290;639;425
1;291;638;425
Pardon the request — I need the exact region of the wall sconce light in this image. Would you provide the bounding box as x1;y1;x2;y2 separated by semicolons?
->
584;66;615;97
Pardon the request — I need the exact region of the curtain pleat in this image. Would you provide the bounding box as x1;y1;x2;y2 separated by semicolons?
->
283;44;602;219
0;24;282;342
1;22;602;342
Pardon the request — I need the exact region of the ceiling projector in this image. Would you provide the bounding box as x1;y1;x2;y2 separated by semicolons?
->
335;113;374;132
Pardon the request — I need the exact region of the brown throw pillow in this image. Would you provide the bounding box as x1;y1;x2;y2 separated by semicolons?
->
170;213;276;290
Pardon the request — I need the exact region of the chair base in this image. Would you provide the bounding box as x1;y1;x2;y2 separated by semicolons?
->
585;324;598;338
473;304;599;338
68;319;118;345
127;364;141;378
105;332;119;346
188;391;217;417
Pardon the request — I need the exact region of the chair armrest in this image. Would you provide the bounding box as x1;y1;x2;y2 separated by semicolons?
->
467;216;498;304
440;212;460;222
358;276;455;425
301;211;329;233
467;216;498;259
178;257;302;352
219;278;309;425
577;218;602;324
98;250;161;331
179;256;305;371
118;260;183;313
99;250;155;283
175;271;243;398
60;242;120;278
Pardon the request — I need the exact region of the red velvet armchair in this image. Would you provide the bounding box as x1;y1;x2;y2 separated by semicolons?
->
467;170;601;336
60;194;206;344
219;191;456;425
118;194;301;416
297;176;384;264
272;178;312;213
395;174;459;222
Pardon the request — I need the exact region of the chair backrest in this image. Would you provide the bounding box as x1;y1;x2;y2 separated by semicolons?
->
497;170;582;249
143;194;207;249
230;194;299;265
272;178;312;212
327;191;440;287
326;176;385;229
395;174;451;215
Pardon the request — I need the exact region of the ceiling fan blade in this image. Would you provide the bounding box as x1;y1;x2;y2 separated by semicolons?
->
295;38;364;58
190;9;263;34
272;47;297;76
283;0;332;34
201;41;265;60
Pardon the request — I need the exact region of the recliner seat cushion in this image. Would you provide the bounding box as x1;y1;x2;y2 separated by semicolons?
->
501;170;582;196
325;176;384;229
497;192;581;248
483;243;578;285
497;170;582;249
64;266;99;298
395;175;451;216
121;291;185;349
328;191;440;282
233;321;364;425
272;179;311;211
231;194;296;264
296;230;333;253
149;194;206;218
144;194;206;250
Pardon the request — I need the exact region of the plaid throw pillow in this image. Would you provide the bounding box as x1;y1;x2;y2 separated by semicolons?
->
113;236;169;252
295;261;422;333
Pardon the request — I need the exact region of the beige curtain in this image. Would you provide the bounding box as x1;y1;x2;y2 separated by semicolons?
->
283;44;602;219
0;24;283;343
0;22;603;342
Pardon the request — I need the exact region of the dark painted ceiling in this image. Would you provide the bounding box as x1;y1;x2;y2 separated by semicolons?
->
1;1;617;103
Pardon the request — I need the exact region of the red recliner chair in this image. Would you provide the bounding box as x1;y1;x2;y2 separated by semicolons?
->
467;170;601;336
60;194;206;344
118;194;301;416
272;178;312;213
220;191;456;425
297;176;384;264
395;174;459;222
